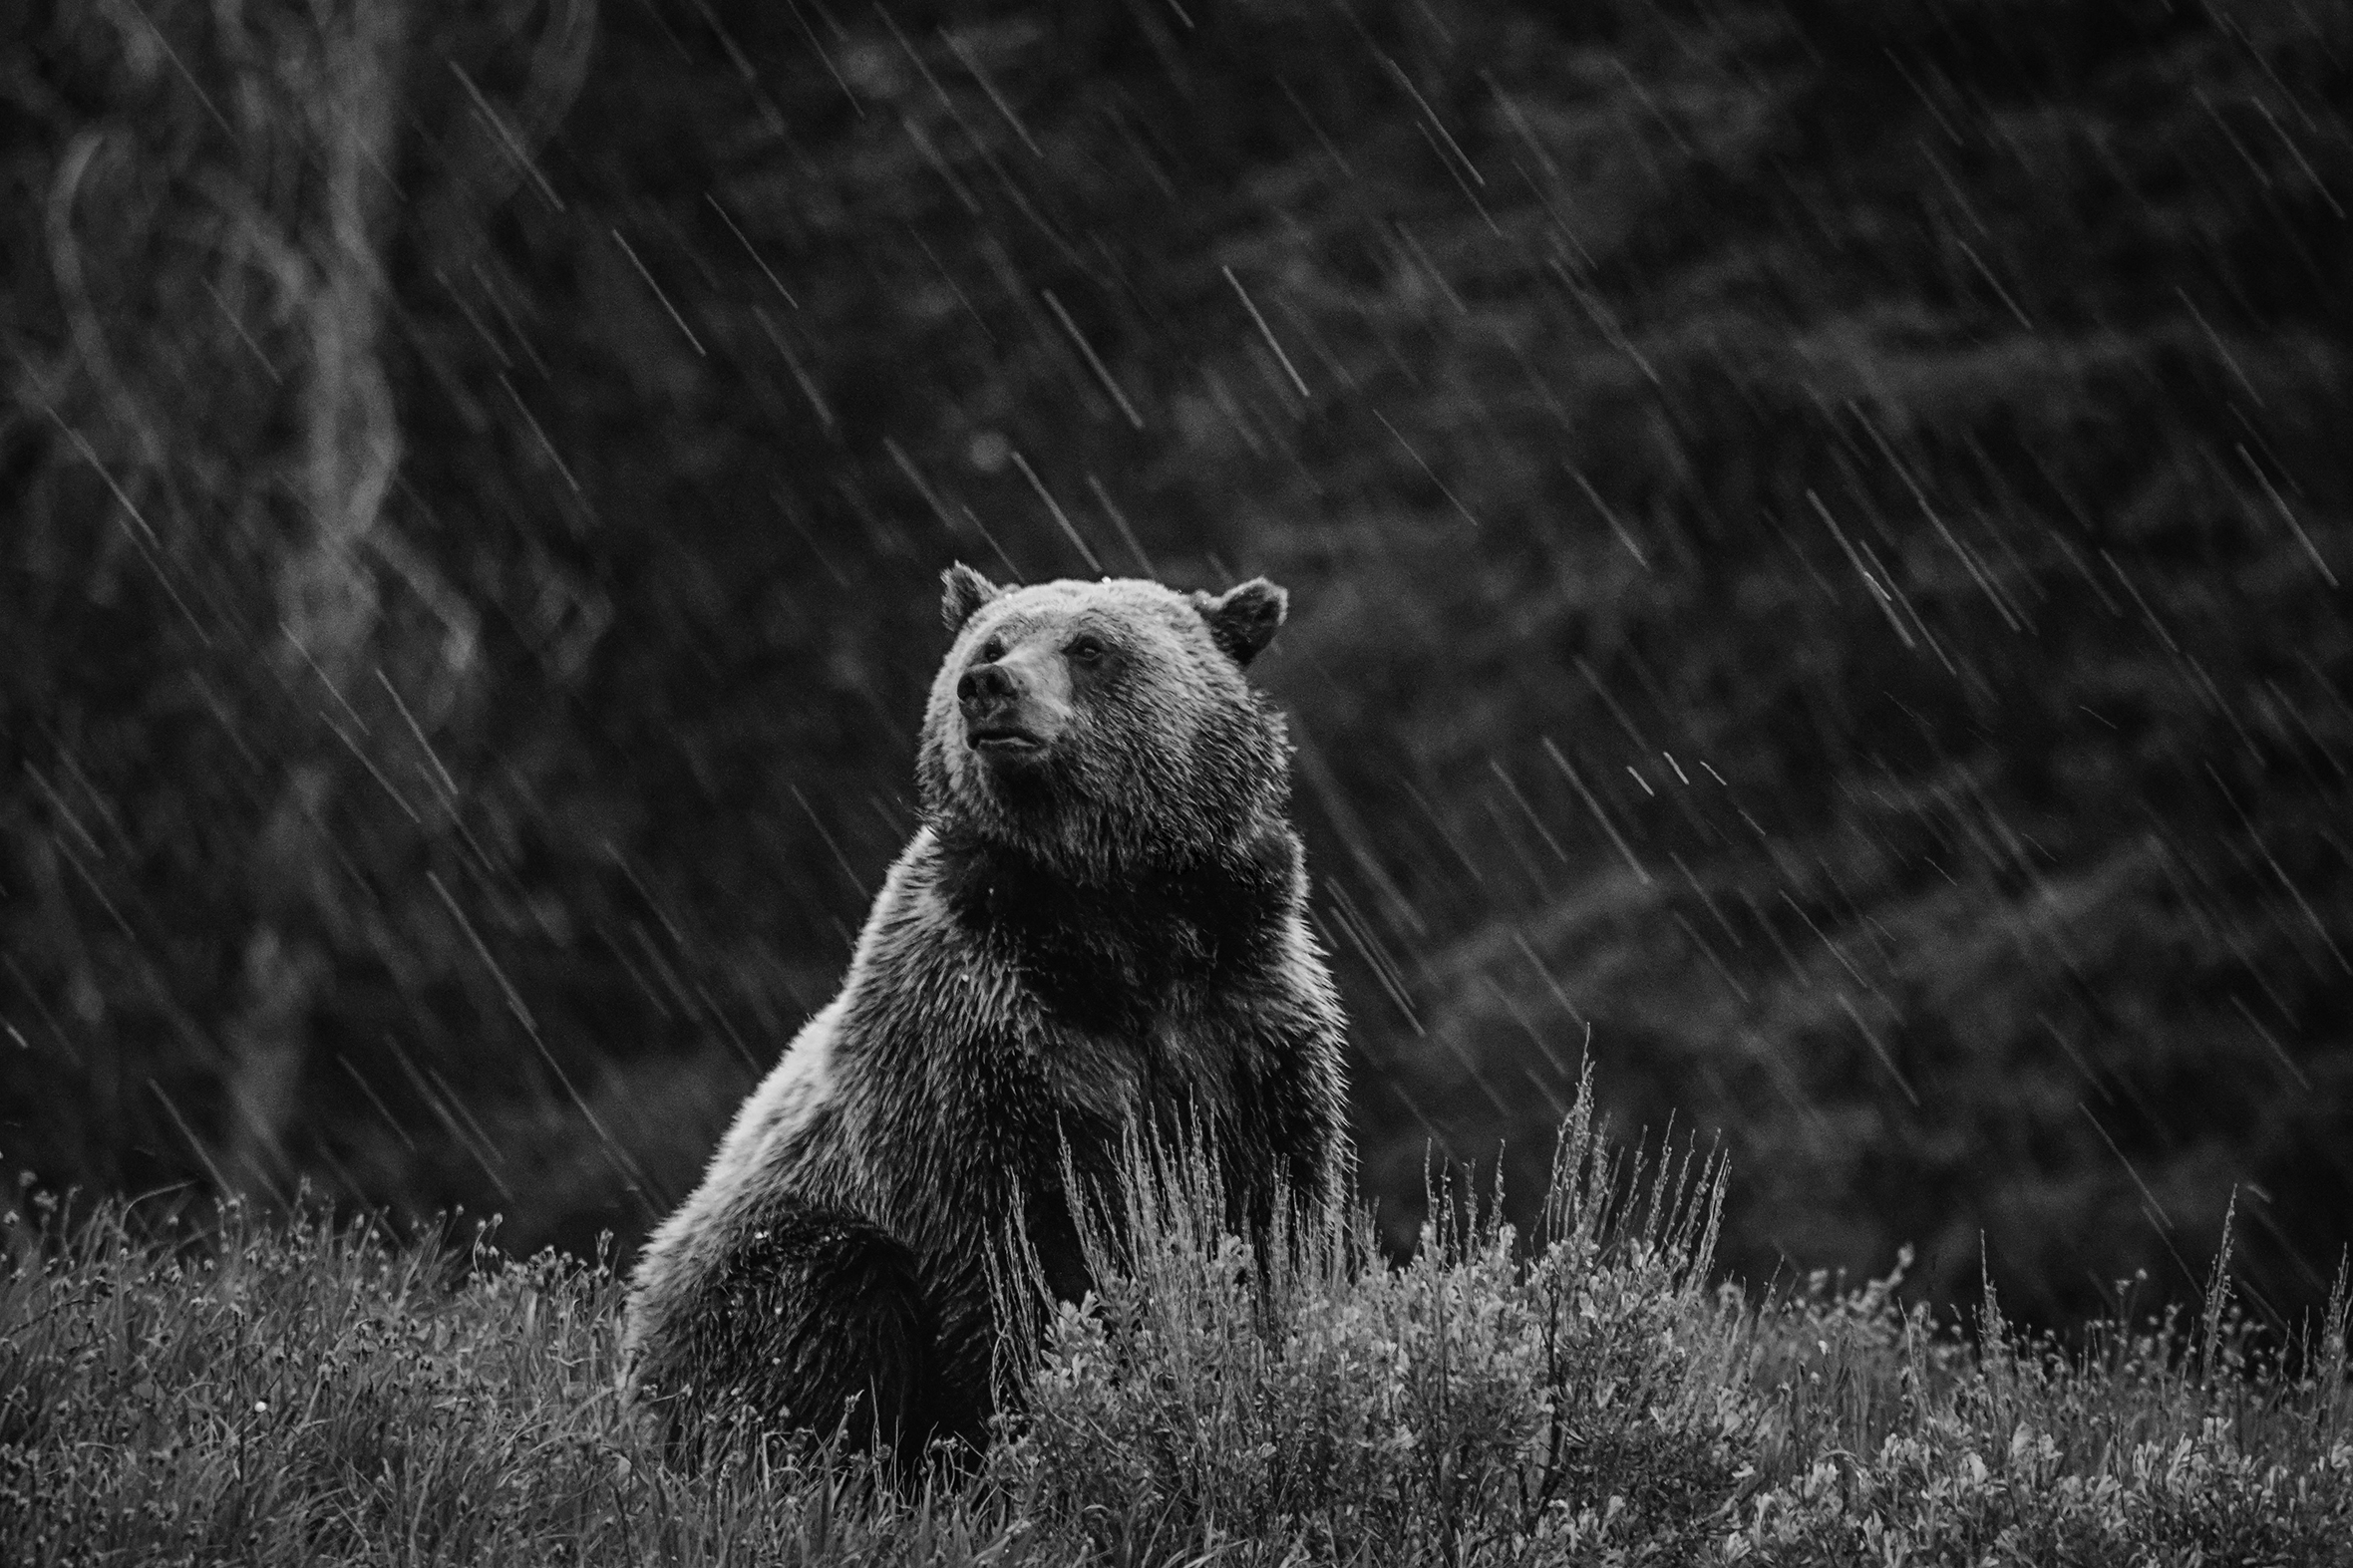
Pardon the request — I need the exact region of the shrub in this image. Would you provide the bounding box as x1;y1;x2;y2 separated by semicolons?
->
992;1068;1763;1565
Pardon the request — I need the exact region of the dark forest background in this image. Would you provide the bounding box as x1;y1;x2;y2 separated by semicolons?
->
4;0;2348;1334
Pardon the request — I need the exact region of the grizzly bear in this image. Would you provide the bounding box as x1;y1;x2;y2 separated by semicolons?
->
623;564;1350;1459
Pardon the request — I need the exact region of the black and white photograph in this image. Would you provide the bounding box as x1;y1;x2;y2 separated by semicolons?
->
4;0;2349;1560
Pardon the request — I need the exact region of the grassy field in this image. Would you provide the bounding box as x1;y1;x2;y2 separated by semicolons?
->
6;1080;2348;1566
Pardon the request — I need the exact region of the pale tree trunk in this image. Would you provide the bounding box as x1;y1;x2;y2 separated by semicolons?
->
223;0;412;1199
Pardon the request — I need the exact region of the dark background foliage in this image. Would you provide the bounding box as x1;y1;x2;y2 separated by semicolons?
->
4;0;2348;1332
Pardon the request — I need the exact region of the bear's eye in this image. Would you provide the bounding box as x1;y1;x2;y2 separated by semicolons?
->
1066;635;1107;664
978;636;1005;663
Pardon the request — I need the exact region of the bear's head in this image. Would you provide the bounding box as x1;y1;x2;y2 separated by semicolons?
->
917;563;1293;878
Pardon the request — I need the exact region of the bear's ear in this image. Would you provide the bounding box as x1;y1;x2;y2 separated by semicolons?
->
1190;577;1288;668
940;562;1002;632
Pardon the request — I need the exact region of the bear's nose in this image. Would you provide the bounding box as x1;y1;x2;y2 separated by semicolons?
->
956;663;1013;706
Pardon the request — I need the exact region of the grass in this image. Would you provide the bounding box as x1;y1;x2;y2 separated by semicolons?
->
5;1075;2348;1566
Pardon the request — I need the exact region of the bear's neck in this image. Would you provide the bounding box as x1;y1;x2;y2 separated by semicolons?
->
929;820;1298;1036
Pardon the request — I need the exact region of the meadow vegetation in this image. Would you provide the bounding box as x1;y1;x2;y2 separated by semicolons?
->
8;1078;2347;1566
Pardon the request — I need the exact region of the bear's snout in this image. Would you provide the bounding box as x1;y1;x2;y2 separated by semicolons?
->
956;663;1013;706
956;648;1071;758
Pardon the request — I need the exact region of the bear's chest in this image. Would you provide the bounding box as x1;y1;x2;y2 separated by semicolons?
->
938;840;1289;1039
1018;1003;1243;1124
998;913;1223;1037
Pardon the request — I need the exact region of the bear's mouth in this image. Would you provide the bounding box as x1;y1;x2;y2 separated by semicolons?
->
967;723;1047;756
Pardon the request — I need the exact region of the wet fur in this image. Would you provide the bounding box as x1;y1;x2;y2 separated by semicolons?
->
624;570;1349;1461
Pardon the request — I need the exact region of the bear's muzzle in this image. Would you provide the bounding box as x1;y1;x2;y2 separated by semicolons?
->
957;649;1069;760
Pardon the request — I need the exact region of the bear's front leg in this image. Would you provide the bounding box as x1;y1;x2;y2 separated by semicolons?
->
631;1208;941;1465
